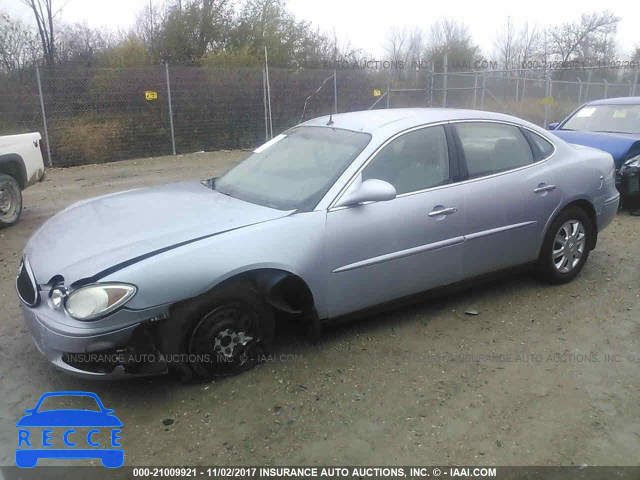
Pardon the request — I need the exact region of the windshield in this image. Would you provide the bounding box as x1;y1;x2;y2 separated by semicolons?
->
561;104;640;134
36;395;101;412
214;126;371;211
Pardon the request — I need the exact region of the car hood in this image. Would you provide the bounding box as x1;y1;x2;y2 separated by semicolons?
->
551;130;640;169
25;181;292;285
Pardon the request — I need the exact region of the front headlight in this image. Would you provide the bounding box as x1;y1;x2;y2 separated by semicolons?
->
65;284;137;321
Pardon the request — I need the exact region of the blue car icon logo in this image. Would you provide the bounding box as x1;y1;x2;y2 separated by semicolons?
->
16;391;123;468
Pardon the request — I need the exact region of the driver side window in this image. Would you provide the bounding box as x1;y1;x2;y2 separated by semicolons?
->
362;126;450;195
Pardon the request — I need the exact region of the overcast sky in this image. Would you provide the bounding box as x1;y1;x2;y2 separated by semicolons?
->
3;0;639;58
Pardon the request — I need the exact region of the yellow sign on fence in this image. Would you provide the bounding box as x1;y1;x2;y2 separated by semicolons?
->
539;96;555;106
145;91;158;101
373;89;382;97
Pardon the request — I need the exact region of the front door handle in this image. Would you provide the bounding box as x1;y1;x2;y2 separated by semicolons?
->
534;184;557;194
428;206;458;217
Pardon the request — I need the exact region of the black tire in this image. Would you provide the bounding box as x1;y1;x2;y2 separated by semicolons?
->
622;194;640;213
161;281;274;381
538;206;594;284
0;174;22;228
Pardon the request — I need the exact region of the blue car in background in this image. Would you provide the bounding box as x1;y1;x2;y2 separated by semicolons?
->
549;97;640;211
15;391;123;468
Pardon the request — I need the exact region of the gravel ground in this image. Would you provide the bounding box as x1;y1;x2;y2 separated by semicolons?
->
0;151;639;467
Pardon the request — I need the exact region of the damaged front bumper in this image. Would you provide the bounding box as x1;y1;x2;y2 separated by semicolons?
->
20;301;170;378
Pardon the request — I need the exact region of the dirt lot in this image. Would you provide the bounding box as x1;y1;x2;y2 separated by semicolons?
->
0;151;639;467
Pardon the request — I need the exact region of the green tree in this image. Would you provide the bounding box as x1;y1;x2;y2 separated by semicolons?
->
230;0;334;68
158;0;233;64
100;33;151;67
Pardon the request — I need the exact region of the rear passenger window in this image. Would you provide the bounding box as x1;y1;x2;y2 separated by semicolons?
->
455;123;534;178
526;131;555;160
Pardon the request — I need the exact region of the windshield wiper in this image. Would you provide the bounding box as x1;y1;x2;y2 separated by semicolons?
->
593;130;629;134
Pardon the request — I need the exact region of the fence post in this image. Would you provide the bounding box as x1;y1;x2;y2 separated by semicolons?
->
585;69;592;101
521;69;527;104
480;71;486;109
428;61;434;106
577;78;583;104
262;69;269;141
543;74;551;129
472;73;478;108
333;69;338;114
264;46;273;139
442;53;448;108
35;65;52;168
386;73;391;108
603;79;608;99
633;70;639;96
164;60;176;156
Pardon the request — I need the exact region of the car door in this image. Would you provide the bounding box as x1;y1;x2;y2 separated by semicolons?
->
325;124;467;318
452;121;562;278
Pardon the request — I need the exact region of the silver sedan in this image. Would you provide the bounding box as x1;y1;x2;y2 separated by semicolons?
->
17;109;620;379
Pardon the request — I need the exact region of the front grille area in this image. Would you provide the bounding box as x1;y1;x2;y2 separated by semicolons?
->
16;259;39;307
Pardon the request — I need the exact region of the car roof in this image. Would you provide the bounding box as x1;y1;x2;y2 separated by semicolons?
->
300;108;535;135
586;96;640;106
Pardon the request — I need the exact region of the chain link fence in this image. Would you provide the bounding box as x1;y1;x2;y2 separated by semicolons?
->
0;64;638;167
432;68;640;128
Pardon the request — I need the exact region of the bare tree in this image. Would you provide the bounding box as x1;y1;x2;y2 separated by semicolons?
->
0;12;40;71
56;23;112;65
494;19;540;71
549;11;620;64
518;23;539;66
384;26;424;79
385;27;424;65
135;0;163;57
427;18;480;71
493;18;518;70
21;0;62;65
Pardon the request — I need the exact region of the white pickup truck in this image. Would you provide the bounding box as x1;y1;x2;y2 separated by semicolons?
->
0;132;46;228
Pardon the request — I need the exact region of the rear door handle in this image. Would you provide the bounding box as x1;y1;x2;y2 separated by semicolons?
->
534;184;557;193
428;206;458;217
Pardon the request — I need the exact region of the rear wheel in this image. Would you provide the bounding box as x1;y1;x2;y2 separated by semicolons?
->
0;174;22;228
538;206;593;284
162;282;274;381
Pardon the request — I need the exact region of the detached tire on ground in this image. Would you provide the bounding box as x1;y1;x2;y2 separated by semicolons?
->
162;281;275;381
0;174;22;228
538;206;594;284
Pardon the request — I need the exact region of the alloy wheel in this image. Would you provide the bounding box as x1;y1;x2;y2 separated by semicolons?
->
552;219;586;274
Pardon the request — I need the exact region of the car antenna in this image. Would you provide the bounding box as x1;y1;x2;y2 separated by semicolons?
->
326;114;334;126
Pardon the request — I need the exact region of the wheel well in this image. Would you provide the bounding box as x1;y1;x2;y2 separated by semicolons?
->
217;269;315;315
560;200;598;250
0;155;27;189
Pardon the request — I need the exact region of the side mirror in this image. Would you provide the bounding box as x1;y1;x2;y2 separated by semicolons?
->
548;122;559;130
334;177;397;208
